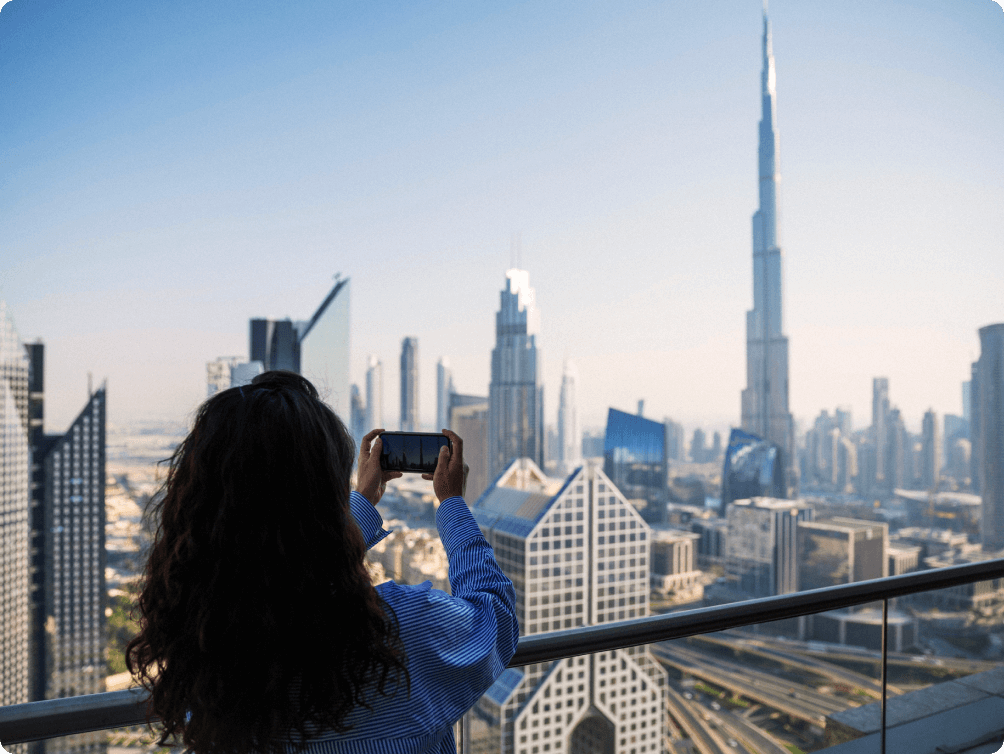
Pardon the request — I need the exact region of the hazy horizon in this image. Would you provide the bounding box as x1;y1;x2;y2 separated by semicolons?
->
3;0;1002;438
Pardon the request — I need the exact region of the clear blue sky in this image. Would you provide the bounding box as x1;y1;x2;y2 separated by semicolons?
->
2;0;1002;437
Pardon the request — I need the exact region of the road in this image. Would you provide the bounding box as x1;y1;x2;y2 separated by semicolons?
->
654;642;852;726
725;630;998;676
663;682;733;754
703;705;790;754
691;634;904;699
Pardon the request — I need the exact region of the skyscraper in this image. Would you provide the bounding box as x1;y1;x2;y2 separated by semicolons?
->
298;277;351;414
250;276;350;413
400;337;419;431
350;384;366;447
975;324;1004;551
22;340;109;754
872;378;891;487
720;428;786;516
740;8;795;494
38;386;108;754
557;360;581;474
921;409;941;490
488;270;544;481
603;408;667;524
0;301;31;715
436;357;453;433
887;408;908;490
365;355;383;432
971;360;982;495
467;459;666;754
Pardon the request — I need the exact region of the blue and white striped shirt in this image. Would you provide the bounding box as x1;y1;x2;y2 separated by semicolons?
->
281;491;518;754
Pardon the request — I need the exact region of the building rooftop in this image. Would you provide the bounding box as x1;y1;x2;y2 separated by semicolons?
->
731;496;811;511
825;666;1004;754
799;517;886;534
649;526;701;543
894;489;982;507
471;459;572;539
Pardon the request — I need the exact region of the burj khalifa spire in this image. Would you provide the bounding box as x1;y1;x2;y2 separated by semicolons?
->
741;3;795;494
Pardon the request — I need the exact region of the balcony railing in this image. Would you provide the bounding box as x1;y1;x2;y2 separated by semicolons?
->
3;558;1004;752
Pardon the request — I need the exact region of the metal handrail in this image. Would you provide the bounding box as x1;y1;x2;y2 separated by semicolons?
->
2;557;1003;745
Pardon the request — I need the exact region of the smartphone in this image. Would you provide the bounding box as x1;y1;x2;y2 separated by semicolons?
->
379;432;451;474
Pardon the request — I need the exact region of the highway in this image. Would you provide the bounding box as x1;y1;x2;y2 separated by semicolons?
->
703;705;790;754
663;682;734;754
653;642;854;726
726;630;999;676
661;642;850;715
690;634;904;699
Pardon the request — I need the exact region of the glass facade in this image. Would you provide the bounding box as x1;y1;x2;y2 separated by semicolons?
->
602;408;666;524
41;388;108;754
299;278;351;415
719;427;786;515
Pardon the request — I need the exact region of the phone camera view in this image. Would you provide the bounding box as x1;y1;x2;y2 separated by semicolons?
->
380;433;449;474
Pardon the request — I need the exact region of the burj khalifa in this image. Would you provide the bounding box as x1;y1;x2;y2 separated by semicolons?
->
740;4;795;493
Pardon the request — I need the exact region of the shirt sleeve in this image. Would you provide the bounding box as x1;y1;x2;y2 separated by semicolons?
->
380;496;518;732
349;490;390;549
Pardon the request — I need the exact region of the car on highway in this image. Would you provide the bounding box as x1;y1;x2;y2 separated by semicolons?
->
710;701;721;710
683;692;693;699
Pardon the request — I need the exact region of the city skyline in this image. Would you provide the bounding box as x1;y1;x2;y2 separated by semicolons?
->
2;0;1002;434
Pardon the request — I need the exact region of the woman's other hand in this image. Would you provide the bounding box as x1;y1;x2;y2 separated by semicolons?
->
421;429;467;502
356;429;402;506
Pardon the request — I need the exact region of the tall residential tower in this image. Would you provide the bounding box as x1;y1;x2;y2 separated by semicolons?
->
740;8;794;493
488;270;544;481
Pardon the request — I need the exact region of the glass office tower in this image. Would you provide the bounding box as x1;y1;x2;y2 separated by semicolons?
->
299;278;351;415
720;428;786;516
250;277;350;414
602;408;667;524
40;387;108;754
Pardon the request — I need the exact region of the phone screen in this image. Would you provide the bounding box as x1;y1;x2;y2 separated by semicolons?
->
379;432;451;473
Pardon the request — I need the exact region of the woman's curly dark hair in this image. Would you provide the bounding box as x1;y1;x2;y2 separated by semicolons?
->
126;370;408;754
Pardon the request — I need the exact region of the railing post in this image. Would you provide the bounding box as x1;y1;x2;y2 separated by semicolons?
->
881;598;888;754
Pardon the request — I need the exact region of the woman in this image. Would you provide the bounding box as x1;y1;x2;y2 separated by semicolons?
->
126;370;518;754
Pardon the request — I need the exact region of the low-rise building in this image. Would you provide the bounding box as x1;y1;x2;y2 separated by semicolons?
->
648;528;702;600
891;527;969;561
888;543;921;576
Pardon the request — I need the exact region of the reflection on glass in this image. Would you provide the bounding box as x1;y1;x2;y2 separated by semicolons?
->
421;435;442;473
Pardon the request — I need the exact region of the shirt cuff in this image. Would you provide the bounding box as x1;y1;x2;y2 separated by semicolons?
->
349;490;390;549
436;495;484;555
